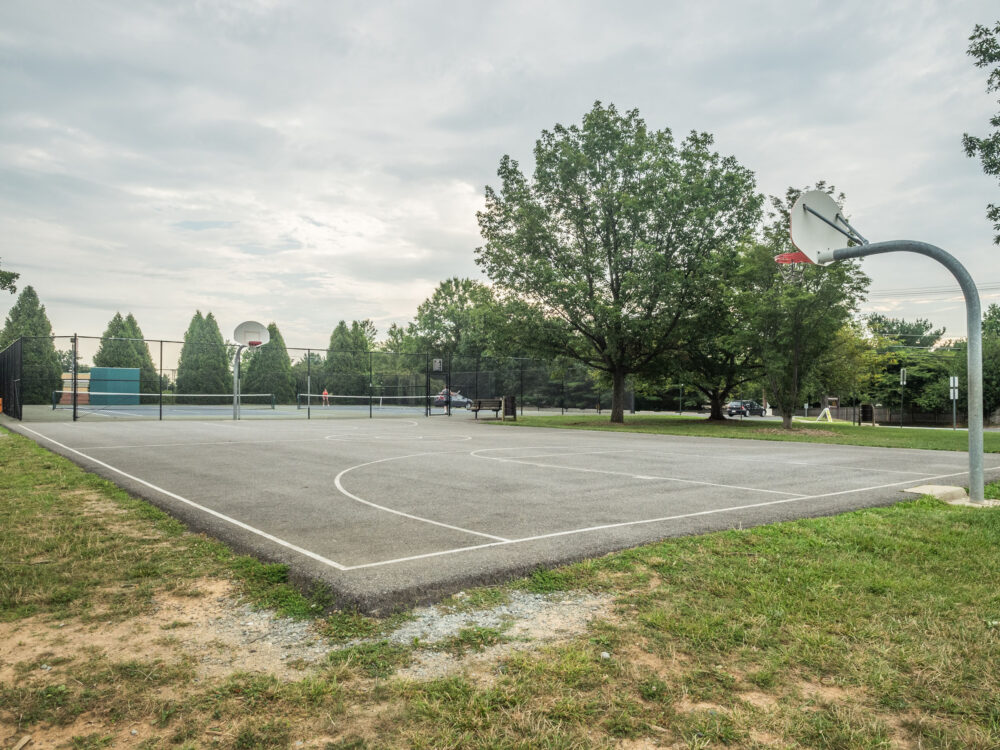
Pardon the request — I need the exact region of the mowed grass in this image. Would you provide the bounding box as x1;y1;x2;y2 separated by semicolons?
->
504;413;1000;452
3;426;1000;748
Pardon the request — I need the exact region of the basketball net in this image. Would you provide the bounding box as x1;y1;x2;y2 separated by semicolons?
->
774;251;812;282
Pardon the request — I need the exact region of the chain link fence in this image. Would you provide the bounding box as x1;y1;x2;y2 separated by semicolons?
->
3;334;627;422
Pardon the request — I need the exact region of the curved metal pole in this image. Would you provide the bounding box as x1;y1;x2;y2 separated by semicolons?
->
822;240;984;501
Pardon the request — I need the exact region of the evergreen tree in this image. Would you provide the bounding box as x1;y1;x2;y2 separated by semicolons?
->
176;311;231;396
124;314;160;393
93;313;138;368
242;323;295;404
324;320;372;395
0;286;63;404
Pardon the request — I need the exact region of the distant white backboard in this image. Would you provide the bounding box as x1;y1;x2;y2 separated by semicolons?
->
234;321;270;348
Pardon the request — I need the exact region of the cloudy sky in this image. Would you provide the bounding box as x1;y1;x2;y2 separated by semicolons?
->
1;0;997;349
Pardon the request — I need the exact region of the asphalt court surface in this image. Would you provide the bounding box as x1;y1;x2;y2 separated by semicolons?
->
8;416;1000;612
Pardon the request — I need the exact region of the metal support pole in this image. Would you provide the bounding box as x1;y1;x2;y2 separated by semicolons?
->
678;384;683;415
233;345;245;420
72;333;78;422
899;368;906;429
369;351;373;419
826;240;984;501
307;349;311;420
159;339;163;421
519;359;524;416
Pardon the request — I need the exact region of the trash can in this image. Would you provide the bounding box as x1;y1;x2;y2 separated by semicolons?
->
503;394;516;421
860;403;874;425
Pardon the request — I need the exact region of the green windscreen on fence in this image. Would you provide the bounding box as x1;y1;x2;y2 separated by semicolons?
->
89;367;140;405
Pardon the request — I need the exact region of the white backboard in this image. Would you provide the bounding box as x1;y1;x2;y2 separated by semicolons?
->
234;321;270;347
789;190;849;265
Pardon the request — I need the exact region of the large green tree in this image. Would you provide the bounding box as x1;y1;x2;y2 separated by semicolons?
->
964;21;1000;244
867;314;945;349
865;315;953;415
744;187;870;428
476;102;762;423
242;322;295;404
0;286;62;404
176;311;231;395
412;278;495;360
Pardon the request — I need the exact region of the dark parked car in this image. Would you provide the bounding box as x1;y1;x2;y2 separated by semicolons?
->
727;400;766;417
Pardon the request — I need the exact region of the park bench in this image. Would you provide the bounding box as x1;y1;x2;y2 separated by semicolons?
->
469;397;504;419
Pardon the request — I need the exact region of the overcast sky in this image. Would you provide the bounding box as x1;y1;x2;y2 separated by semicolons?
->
1;0;997;350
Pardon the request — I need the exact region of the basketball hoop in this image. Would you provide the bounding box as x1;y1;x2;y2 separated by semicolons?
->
232;321;270;420
774;251;811;282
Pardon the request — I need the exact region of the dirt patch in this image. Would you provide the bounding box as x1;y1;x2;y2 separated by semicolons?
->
740;691;778;709
0;578;327;685
796;678;859;704
755;428;839;437
395;593;614;681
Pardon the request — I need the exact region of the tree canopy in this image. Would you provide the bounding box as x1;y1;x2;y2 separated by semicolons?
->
744;187;870;428
964;21;1000;244
242;322;296;403
324;320;375;395
92;312;159;392
476;102;762;422
0;285;62;403
412;278;495;360
0;258;18;296
176;311;230;395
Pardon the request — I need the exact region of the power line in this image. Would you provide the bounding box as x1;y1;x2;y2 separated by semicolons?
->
867;281;1000;299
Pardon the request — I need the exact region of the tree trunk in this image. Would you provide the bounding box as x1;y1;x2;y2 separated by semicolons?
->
782;412;793;429
610;367;626;423
708;392;725;421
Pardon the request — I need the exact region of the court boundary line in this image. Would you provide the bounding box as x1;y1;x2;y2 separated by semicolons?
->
340;468;972;570
469;447;804;496
333;454;511;542
18;426;350;572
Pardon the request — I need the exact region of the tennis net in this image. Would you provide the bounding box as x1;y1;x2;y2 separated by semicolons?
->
52;391;276;410
296;393;428;410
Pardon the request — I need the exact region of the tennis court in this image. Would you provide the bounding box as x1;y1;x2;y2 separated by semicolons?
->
7;415;1000;612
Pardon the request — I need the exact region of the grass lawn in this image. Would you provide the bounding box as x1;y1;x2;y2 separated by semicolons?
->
501;413;1000;452
2;425;1000;748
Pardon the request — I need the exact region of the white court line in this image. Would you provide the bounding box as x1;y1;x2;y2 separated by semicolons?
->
469;448;803;497
635;448;939;477
18;426;350;571
81;437;333;450
334;454;510;542
340;468;975;570
499;448;637;460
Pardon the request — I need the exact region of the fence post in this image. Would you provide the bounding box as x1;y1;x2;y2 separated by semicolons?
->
158;339;164;421
72;333;78;422
369;351;373;419
307;349;311;420
519;359;524;416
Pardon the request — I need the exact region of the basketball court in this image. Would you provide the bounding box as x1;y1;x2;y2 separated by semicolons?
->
6;415;999;612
